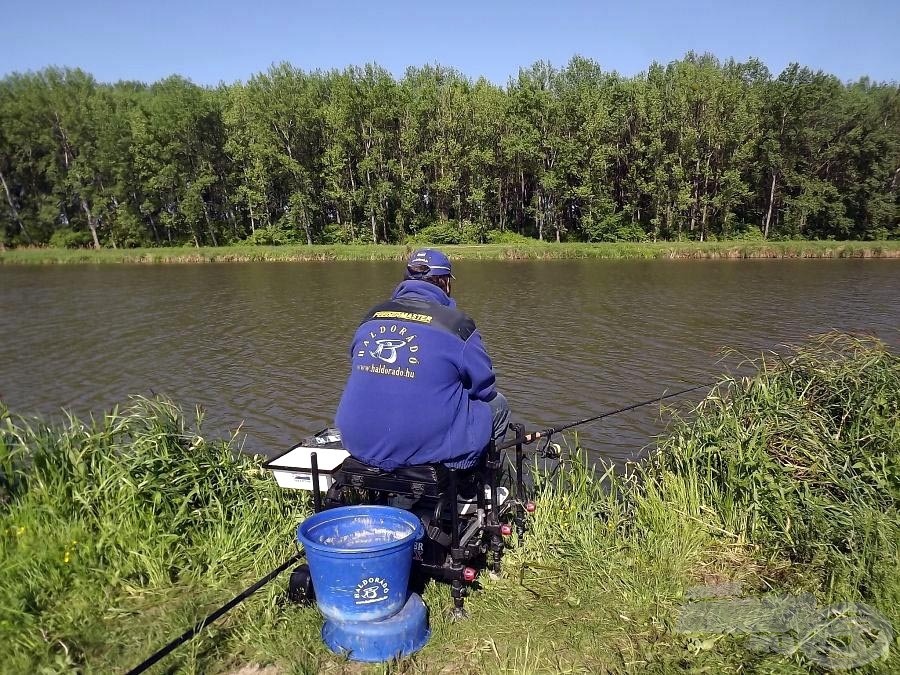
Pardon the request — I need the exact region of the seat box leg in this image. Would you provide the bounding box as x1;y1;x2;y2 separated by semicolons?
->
450;578;467;620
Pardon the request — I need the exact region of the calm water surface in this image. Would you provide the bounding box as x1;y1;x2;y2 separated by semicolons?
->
2;260;898;463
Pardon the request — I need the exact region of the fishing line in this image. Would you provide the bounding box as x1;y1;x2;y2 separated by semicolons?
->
496;380;714;500
497;381;714;452
511;335;821;451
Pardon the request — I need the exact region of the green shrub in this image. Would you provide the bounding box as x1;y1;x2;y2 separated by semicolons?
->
246;224;302;246
485;229;535;244
318;222;352;245
407;221;513;245
406;222;464;245
460;220;486;244
726;223;766;241
583;213;647;242
48;228;93;249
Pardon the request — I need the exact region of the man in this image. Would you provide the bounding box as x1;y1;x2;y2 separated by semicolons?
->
335;248;509;471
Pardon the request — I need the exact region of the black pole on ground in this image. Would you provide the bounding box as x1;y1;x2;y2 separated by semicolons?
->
125;551;303;675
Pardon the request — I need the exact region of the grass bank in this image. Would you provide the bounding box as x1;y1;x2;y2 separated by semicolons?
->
1;334;897;673
2;240;900;265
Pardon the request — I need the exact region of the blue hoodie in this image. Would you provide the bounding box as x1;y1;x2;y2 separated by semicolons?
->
335;280;497;470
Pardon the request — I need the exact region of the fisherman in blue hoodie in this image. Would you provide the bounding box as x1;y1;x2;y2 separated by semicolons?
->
335;248;509;470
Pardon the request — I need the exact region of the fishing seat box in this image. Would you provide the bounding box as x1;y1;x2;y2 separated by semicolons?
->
334;457;451;499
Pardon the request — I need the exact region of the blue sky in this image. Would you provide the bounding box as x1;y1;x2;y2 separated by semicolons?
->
2;1;898;85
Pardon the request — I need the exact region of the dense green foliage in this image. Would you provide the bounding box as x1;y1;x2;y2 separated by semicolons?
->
1;55;898;249
1;335;896;672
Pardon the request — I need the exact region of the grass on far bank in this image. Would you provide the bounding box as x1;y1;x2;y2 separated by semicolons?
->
2;239;900;265
1;333;897;673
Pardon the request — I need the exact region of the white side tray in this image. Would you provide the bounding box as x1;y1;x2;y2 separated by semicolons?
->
458;486;509;515
263;445;350;492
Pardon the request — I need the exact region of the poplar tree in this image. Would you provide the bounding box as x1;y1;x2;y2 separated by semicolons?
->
1;56;897;247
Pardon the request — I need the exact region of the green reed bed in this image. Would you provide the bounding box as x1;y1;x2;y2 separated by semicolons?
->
2;240;899;265
1;333;897;673
652;334;899;602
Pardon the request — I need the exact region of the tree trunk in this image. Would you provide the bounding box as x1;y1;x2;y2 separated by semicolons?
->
80;198;101;249
689;154;702;235
303;212;312;246
202;200;218;246
109;197;119;248
498;177;505;232
347;163;356;241
55;113;73;169
519;170;526;231
763;172;777;239
700;202;708;242
663;203;669;239
148;211;161;245
362;141;377;243
221;186;239;238
700;154;711;241
0;168;30;243
537;193;544;241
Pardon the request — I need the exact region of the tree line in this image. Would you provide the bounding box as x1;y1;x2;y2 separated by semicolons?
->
1;54;898;248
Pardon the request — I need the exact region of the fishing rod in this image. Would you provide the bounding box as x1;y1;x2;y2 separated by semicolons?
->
126;551;303;675
497;382;714;452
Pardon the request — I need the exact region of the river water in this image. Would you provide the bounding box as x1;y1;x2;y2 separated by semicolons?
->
2;260;898;464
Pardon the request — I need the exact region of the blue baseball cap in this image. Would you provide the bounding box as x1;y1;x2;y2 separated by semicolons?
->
406;248;455;279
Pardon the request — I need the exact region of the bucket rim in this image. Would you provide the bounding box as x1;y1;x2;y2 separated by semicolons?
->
297;505;424;555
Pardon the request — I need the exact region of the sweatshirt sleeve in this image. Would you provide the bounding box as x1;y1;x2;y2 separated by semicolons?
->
460;329;497;402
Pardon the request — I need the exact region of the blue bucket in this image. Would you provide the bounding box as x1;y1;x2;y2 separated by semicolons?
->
297;505;424;622
322;592;430;662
